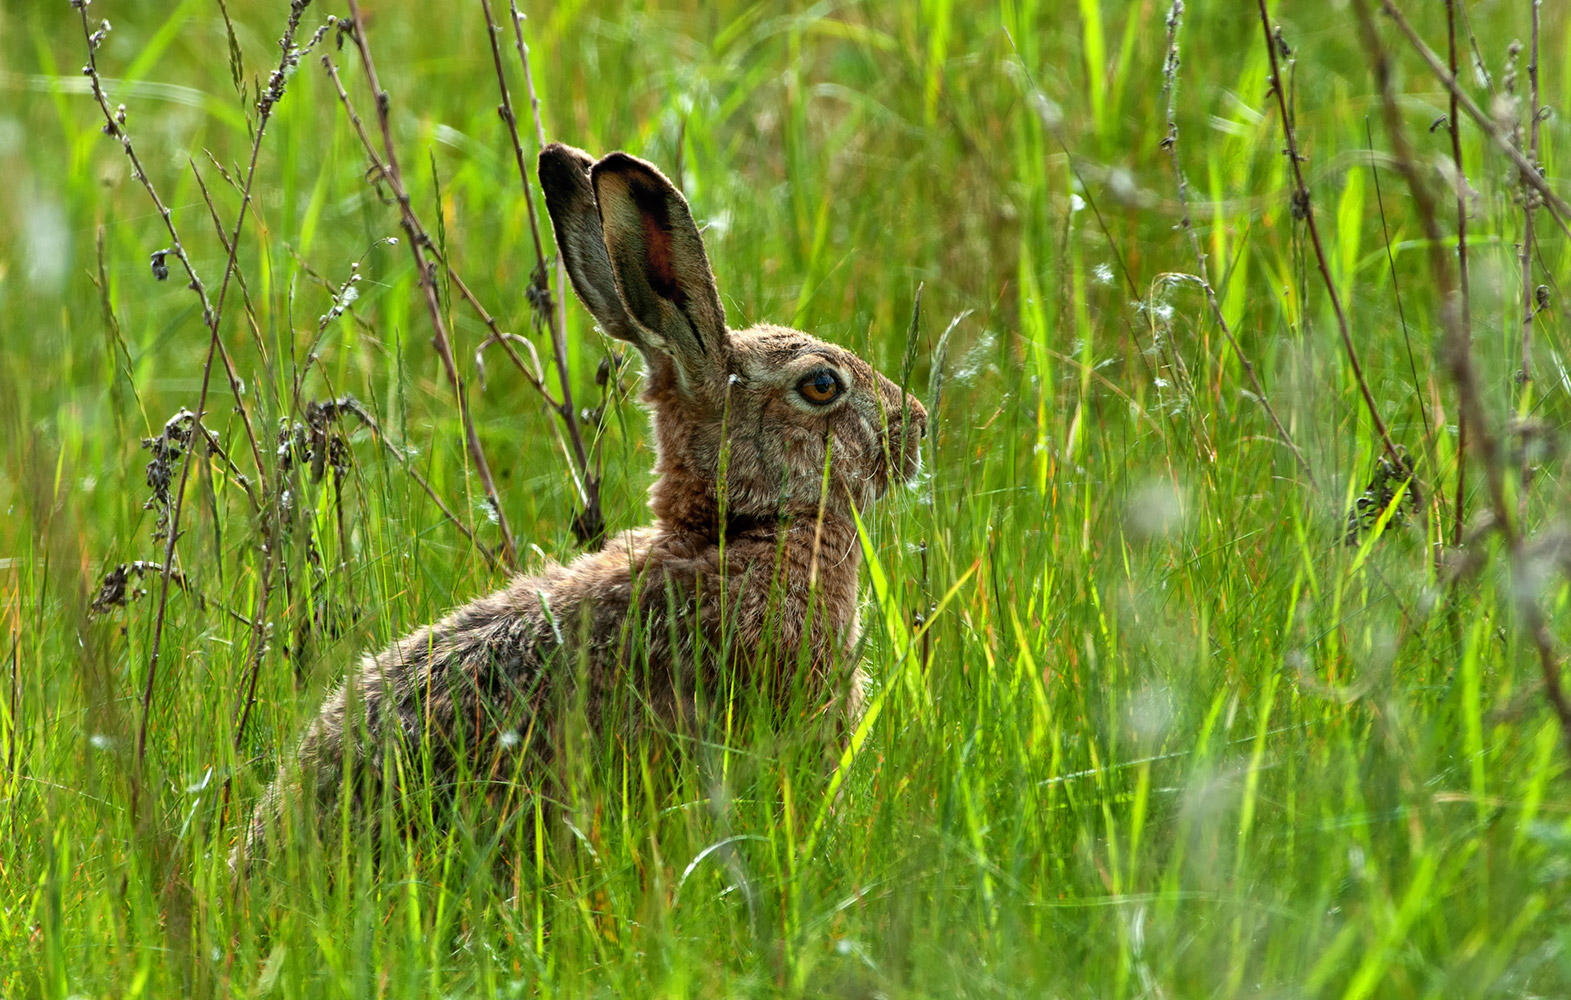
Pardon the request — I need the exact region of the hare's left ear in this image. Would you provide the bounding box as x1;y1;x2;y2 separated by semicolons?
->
591;153;728;381
538;143;649;352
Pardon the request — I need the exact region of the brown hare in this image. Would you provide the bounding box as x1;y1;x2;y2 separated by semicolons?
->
234;144;926;869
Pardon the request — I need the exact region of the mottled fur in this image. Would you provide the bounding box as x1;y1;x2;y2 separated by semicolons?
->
235;146;925;869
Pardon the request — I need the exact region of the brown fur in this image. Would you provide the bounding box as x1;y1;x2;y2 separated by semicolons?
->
235;146;926;869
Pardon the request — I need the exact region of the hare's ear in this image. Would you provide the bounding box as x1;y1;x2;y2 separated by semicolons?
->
537;143;648;350
590;152;728;379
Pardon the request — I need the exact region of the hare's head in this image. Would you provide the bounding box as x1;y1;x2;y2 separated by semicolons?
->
539;145;926;532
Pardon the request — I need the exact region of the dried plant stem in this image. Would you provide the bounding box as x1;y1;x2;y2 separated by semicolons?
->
1255;1;1404;477
1365;119;1440;551
1521;603;1571;762
76;1;310;812
1349;1;1506;533
189;158;267;351
482;0;548;274
423;243;557;408
1379;0;1571;240
1160;1;1318;491
1517;0;1542;525
331;0;519;568
1444;0;1472;549
503;0;606;544
461;0;565;415
508;3;548;152
1519;2;1541;383
1351;0;1571;762
219;11;338;776
229;547;275;753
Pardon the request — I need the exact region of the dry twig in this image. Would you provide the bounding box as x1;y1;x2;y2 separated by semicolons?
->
1443;0;1473;549
1160;1;1318;491
75;0;320;812
326;0;520;567
502;0;608;546
1378;0;1571;239
1517;2;1543;523
1351;0;1571;763
1254;1;1405;479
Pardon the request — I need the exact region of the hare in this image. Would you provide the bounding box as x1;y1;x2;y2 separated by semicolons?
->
234;144;926;869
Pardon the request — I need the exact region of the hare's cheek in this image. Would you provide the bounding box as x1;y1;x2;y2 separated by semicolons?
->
779;425;822;464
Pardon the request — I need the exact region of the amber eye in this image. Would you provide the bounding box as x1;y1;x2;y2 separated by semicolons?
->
797;369;843;406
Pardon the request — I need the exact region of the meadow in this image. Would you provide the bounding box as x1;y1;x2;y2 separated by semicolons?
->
3;0;1571;995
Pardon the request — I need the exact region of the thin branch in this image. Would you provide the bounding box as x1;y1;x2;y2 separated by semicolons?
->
482;0;548;273
1379;0;1571;240
1160;1;1319;491
1350;0;1571;763
424;241;558;408
328;1;519;568
1254;0;1405;476
287;238;396;414
1444;0;1472;549
503;0;606;546
1363;124;1431;452
76;1;313;812
1349;0;1506;537
1364;118;1440;543
1519;2;1541;383
189;156;264;351
275;205;506;568
1517;0;1542;524
474;330;552;402
381;440;502;568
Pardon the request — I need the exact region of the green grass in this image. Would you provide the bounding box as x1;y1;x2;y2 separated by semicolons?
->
4;0;1571;995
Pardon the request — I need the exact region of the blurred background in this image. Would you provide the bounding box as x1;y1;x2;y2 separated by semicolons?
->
4;0;1571;995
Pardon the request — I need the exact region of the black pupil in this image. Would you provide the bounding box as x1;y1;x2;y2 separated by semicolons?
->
809;373;835;398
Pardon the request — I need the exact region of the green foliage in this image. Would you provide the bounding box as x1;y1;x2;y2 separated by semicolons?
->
2;1;1571;996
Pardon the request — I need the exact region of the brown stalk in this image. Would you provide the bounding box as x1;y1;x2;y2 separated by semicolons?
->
329;0;519;568
1519;2;1542;381
504;0;607;545
1364;121;1437;503
1161;1;1319;491
1517;0;1541;524
75;1;312;814
1444;0;1472;549
482;0;549;274
1351;0;1571;762
1254;1;1405;477
422;242;558;408
379;441;501;566
1348;2;1507;533
202;15;341;786
189;158;266;354
280;251;510;562
208;13;340;794
280;239;507;563
1379;0;1571;240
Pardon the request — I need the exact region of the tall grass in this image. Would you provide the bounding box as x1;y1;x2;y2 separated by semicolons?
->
2;1;1571;995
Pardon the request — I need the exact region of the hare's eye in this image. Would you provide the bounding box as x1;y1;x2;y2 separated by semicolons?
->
796;370;843;406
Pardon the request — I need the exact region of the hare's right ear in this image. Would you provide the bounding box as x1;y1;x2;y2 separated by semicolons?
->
537;143;649;351
590;152;729;384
